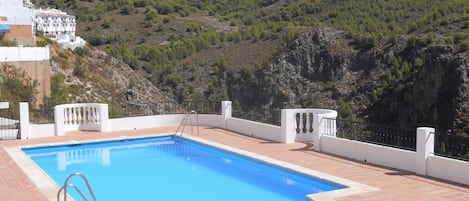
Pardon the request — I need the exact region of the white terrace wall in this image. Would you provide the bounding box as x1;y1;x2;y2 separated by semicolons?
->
318;125;469;186
427;156;469;186
226;118;283;141
321;137;417;172
108;114;223;131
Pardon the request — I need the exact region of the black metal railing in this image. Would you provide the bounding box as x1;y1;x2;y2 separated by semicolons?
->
324;118;416;151
0;105;20;140
434;129;469;161
109;100;220;118
29;100;221;122
231;105;281;126
31;102;55;124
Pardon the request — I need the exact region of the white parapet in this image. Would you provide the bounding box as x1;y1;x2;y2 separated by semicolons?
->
54;103;109;136
281;108;337;145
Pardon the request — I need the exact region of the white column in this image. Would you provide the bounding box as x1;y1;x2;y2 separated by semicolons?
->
416;127;435;175
99;104;110;132
19;102;30;139
221;101;232;129
54;105;65;136
281;109;296;143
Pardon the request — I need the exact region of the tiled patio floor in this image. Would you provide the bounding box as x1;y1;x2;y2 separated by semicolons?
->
0;126;468;201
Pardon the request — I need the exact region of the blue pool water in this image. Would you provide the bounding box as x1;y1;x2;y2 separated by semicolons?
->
23;136;344;201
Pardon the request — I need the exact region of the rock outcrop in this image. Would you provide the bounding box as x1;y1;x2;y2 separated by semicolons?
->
50;45;173;114
369;46;469;134
240;27;468;135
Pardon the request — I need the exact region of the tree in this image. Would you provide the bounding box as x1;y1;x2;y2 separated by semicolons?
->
0;64;38;104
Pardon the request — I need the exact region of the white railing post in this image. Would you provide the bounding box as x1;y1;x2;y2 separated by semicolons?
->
19;102;30;139
416;127;435;175
281;109;296;143
54;105;65;136
221;101;232;129
99;104;109;132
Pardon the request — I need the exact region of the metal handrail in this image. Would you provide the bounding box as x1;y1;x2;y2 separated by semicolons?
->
175;110;199;137
57;172;97;201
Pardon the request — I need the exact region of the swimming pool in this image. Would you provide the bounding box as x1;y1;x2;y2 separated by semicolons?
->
23;135;345;201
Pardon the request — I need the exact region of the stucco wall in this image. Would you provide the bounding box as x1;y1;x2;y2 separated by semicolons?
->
321;136;417;172
226;117;283;142
427;155;469;186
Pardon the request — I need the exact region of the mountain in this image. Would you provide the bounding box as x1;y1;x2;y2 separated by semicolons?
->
34;0;469;135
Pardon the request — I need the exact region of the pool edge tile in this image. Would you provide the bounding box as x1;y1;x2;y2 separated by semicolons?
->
4;146;60;201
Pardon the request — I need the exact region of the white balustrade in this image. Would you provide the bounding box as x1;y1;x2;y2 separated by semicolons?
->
281;108;337;145
54;103;109;136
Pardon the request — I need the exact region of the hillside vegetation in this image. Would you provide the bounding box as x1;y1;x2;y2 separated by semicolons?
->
32;0;469;132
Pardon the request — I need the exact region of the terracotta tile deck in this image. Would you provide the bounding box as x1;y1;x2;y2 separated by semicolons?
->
0;126;468;201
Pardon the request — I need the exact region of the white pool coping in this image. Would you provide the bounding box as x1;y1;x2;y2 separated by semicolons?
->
6;133;378;201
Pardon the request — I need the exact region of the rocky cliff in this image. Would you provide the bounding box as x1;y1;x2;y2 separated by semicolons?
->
369;46;469;134
50;44;173;114
235;27;468;135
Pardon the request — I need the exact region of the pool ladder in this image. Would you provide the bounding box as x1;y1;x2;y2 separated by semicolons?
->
175;110;199;138
57;172;97;201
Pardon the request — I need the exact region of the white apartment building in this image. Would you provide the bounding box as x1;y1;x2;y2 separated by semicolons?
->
34;8;85;49
34;8;76;40
0;0;84;48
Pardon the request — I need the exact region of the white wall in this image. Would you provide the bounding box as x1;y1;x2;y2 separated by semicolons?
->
197;114;224;128
28;124;55;139
427;155;469;186
0;46;50;61
109;114;223;132
109;114;184;131
321;136;417;172
226;117;283;142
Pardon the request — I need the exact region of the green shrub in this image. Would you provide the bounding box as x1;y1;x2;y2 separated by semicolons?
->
0;39;17;47
459;40;469;52
73;66;86;78
74;47;90;57
338;101;354;120
58;52;68;59
35;38;51;47
102;20;111;28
